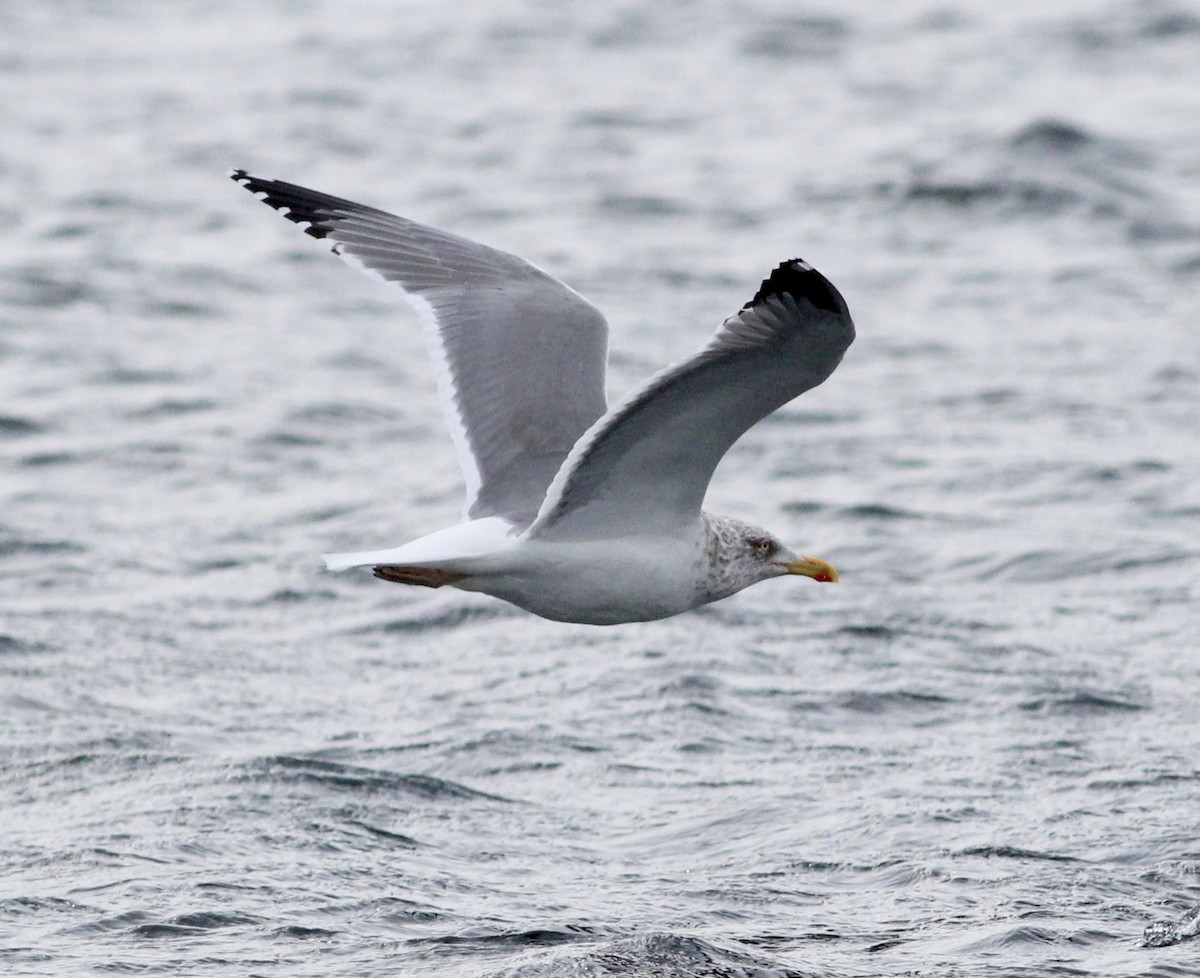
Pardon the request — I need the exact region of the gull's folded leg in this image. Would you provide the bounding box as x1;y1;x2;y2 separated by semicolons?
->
372;565;469;588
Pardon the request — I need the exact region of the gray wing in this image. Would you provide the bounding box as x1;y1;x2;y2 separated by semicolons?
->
528;259;854;541
231;171;609;527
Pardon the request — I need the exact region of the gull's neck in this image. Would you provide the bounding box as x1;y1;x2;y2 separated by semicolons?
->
695;512;761;605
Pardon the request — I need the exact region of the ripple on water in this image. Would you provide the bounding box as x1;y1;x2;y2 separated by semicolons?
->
835;689;956;716
1144;904;1200;948
250;586;340;607
0;635;52;656
0;895;93;920
893;116;1199;242
956;845;1079;863
131;911;266;939
0;414;43;436
252;755;513;803
593;192;689;218
737;13;849;61
419;924;597;951
1069;4;1200;49
271;923;341;939
974;546;1197;583
0;527;86;558
89;366;186;386
1;268;94;308
362;602;522;635
1017;691;1149;716
19;450;93;468
482;933;797;978
59;909;150;937
123;398;218;420
844;503;929;521
284;401;404;428
344;819;420;847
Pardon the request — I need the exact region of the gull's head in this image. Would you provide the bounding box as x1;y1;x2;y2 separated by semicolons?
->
699;515;838;604
743;531;838;584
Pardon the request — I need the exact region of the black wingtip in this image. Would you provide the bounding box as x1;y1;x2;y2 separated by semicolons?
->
229;169;335;239
744;258;848;316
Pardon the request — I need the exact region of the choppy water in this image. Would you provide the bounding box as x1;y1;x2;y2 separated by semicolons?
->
3;1;1200;975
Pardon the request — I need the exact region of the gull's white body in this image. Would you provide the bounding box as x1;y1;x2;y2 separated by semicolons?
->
232;170;855;624
326;518;709;625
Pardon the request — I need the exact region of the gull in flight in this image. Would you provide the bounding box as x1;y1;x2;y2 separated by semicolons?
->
232;171;855;624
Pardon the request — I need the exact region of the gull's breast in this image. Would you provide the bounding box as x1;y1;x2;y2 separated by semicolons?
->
456;532;706;625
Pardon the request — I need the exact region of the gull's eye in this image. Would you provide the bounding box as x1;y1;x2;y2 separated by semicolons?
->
750;537;776;558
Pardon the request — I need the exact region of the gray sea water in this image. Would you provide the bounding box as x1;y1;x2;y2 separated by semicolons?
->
3;1;1200;975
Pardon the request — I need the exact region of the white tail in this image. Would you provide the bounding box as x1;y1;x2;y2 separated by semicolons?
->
321;517;518;574
322;550;401;572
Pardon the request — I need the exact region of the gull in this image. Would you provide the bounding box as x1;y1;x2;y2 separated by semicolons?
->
231;171;855;624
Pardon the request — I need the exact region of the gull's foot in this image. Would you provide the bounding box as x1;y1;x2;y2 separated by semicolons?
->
373;565;468;588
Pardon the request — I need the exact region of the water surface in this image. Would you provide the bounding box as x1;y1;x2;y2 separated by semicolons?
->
3;2;1200;975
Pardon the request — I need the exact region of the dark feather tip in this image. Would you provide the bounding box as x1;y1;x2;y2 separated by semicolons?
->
229;169;334;239
744;258;847;316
